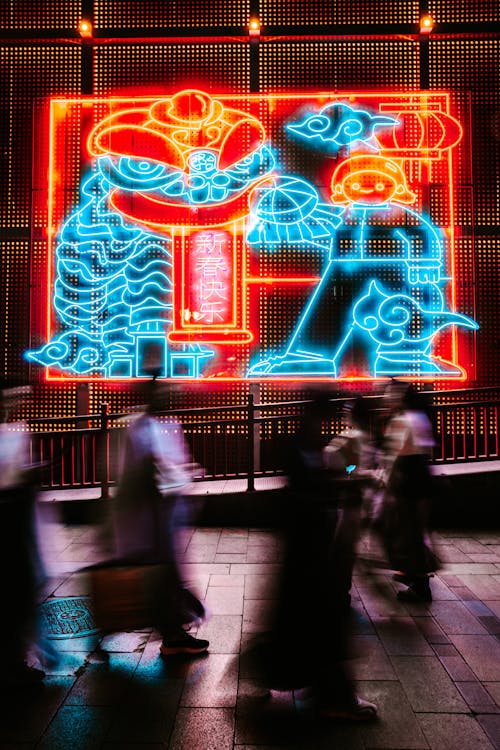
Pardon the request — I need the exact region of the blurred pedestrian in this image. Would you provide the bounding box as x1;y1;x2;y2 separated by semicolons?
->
323;396;378;611
0;386;45;687
379;381;438;602
111;377;208;656
258;392;377;721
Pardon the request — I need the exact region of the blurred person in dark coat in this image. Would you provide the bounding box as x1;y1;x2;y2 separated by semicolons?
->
255;392;377;721
0;386;45;687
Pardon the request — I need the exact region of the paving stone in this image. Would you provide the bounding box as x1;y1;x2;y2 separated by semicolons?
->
444;564;500;575
210;574;245;587
372;617;434;655
477;715;500;750
0;676;75;744
453;539;490;554
242;598;273;633
464;599;496;617
438;655;478;681
169;707;235;750
35;706;113;750
429;600;488;634
355;680;429;749
390;656;468;712
65;652;141;706
235;689;302;747
244;573;280;600
180;653;238;708
450;586;477;600
418;712;495;749
457;575;500;600
196;615;242;654
425;576;459;600
487;683;500;707
351;635;398;680
100;631;150;652
205;586;244;615
432;643;460;657
184;545;218;563
456;681;500;713
435;545;473;563
217;537;249;554
214;553;248;563
448;634;500;681
413;615;450;644
246;545;283;563
478;616;500;634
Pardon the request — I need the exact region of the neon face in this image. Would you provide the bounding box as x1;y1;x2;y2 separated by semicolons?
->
28;90;477;381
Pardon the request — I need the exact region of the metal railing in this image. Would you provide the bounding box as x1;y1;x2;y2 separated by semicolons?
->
23;388;500;496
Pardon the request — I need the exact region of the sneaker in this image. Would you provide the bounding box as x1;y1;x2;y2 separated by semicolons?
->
160;632;209;656
320;696;378;722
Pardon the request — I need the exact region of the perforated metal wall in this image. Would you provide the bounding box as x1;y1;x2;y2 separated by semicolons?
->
0;1;499;426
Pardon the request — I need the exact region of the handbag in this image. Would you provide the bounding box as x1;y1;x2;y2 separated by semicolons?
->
89;561;168;632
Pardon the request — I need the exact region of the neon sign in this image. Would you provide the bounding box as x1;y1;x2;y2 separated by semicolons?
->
27;90;477;381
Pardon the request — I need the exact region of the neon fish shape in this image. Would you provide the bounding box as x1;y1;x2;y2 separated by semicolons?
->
246;175;343;247
286;102;397;155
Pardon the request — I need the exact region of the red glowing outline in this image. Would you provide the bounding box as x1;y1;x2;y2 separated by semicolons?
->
41;91;468;382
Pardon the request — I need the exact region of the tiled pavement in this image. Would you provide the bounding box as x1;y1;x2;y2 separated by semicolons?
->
4;520;500;750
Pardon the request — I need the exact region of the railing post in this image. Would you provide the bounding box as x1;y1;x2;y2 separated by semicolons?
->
247;392;255;491
99;402;109;499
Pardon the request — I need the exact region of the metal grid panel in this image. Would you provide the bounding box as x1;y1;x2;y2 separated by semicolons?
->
0;45;81;230
430;38;500;228
95;0;250;30
0;242;31;384
429;0;500;24
261;40;419;91
0;1;82;30
94;43;251;94
261;0;419;26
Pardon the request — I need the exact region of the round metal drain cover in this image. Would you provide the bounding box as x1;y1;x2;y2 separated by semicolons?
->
39;597;98;639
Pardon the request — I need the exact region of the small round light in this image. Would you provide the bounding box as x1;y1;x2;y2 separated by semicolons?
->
420;15;434;33
249;17;261;38
78;19;93;38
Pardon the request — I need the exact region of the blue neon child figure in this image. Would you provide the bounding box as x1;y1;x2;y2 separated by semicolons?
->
248;155;477;378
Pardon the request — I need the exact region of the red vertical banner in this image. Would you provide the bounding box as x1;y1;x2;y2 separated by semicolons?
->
169;220;252;344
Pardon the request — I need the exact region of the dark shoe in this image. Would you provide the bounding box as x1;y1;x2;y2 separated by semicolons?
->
160;632;209;656
320;696;378;722
397;584;432;603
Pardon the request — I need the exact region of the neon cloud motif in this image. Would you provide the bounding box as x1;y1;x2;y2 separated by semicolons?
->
286;102;397;155
246;175;343;247
247;152;477;378
351;280;478;376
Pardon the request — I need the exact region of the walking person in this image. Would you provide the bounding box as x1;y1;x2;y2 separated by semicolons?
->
111;377;209;656
0;385;46;687
258;393;377;721
323;396;378;611
379;381;439;602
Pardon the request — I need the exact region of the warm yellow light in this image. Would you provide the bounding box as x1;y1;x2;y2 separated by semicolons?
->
78;19;93;38
420;15;434;33
249;17;261;37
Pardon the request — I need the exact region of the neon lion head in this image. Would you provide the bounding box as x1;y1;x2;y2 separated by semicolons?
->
330;154;416;206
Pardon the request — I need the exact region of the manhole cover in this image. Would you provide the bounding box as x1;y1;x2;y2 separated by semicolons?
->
39;597;98;639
